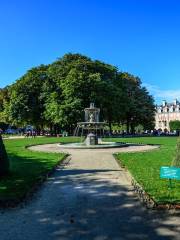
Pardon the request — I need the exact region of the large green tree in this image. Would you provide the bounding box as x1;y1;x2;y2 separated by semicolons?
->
115;73;155;133
3;65;49;129
44;54;119;133
1;53;155;134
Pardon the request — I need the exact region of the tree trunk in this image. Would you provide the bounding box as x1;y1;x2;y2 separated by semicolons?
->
126;119;130;134
109;122;112;135
130;122;135;134
49;124;53;133
54;125;58;135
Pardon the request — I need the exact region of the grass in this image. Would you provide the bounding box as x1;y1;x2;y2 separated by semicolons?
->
1;136;179;205
110;137;180;204
0;136;80;203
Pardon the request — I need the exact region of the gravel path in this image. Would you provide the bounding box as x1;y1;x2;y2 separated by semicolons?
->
0;144;179;240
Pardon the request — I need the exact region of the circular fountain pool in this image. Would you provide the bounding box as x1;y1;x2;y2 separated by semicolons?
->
58;141;128;149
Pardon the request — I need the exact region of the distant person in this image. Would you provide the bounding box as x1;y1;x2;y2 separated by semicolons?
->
32;130;36;138
25;131;29;138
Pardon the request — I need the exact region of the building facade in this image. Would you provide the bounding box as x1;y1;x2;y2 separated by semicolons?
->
155;99;180;131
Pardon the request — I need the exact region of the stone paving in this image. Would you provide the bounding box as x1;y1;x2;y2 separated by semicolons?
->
0;144;179;240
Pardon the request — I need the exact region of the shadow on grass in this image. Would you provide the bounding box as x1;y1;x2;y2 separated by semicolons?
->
0;164;179;239
0;151;65;202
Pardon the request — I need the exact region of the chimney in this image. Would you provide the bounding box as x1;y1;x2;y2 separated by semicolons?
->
162;100;167;107
173;99;178;105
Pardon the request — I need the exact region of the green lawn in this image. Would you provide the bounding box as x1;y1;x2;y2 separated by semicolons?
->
1;136;179;205
111;137;180;204
0;137;80;204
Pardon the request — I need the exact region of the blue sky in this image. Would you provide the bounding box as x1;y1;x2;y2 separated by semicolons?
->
0;0;180;103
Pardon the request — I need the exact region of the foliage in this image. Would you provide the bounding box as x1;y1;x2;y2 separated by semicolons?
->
135;124;144;133
0;122;8;131
0;135;9;176
0;53;155;133
3;65;48;128
169;120;180;131
0;87;10;123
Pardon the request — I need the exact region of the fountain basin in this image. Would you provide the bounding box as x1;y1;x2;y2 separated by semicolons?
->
58;141;128;149
67;103;129;149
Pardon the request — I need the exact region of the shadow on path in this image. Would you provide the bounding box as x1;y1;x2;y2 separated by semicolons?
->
0;153;179;240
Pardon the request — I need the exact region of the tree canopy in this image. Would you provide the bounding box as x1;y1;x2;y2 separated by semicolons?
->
0;53;155;133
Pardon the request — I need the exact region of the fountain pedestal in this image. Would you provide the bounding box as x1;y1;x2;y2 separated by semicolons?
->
85;133;98;145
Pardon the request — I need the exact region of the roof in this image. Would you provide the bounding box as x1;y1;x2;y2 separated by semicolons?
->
157;100;180;108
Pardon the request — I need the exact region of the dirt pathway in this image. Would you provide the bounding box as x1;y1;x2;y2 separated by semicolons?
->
0;144;179;240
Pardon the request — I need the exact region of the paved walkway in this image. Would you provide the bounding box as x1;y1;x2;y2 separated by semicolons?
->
0;144;179;240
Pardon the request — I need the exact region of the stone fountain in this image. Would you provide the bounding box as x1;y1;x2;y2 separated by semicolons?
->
58;103;128;149
74;103;107;145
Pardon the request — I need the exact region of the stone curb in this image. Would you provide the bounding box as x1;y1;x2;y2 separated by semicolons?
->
113;154;180;210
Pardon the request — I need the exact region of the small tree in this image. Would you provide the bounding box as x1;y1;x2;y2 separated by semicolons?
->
0;134;9;176
172;138;180;167
169;120;180;132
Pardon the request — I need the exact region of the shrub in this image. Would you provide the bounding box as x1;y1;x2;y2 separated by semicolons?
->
172;138;180;167
169;120;180;132
0;135;9;176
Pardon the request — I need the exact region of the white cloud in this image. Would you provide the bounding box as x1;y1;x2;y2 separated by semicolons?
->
143;83;180;103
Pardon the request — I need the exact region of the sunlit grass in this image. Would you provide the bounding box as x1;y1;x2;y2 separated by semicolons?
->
113;137;180;203
1;136;179;204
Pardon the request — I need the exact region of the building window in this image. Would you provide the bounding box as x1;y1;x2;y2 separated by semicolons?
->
159;121;162;127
